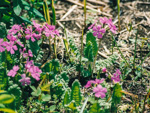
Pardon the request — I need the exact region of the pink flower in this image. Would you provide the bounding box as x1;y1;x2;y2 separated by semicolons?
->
7;65;19;77
29;66;42;81
25;26;36;42
111;69;121;83
88;20;97;29
44;24;60;38
32;33;42;40
84;80;94;88
16;41;24;47
19;74;31;86
102;68;107;73
7;34;17;41
8;25;22;34
25;59;34;71
94;79;105;84
17;33;22;38
5;41;18;54
93;85;107;98
0;39;6;52
93;25;106;38
99;17;108;25
107;19;117;34
28;50;33;57
20;48;33;58
32;20;43;33
85;78;104;88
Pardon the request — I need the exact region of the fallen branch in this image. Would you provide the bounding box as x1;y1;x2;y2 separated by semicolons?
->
60;5;78;20
87;0;107;6
65;0;112;17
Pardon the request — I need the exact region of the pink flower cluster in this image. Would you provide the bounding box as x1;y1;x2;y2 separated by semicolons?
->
19;74;31;86
24;20;60;42
84;69;121;98
7;65;19;77
25;59;42;81
7;59;42;86
0;24;23;54
84;78;107;98
4;20;55;86
20;48;33;58
88;17;117;38
111;69;121;83
0;20;59;55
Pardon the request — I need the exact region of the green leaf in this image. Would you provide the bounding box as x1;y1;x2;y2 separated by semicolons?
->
37;87;41;96
50;105;56;111
8;84;22;110
41;94;51;102
71;79;82;106
86;32;98;56
63;90;71;106
42;59;60;74
30;86;36;91
19;16;31;24
51;0;56;25
111;83;122;112
0;108;16;113
0;94;14;104
112;83;122;104
30;7;44;19
0;103;5;108
63;39;69;53
0;0;10;6
65;100;76;110
84;41;94;62
0;22;7;38
61;71;69;83
21;0;44;19
89;103;101;113
28;40;40;56
31;87;41;97
83;70;91;77
13;0;22;16
21;0;29;6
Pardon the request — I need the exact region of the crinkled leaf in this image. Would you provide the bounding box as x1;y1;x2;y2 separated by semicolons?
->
86;32;98;56
112;83;122;104
89;103;101;113
63;90;71;106
71;79;81;106
84;41;94;62
65;100;76;110
61;71;69;83
0;22;7;38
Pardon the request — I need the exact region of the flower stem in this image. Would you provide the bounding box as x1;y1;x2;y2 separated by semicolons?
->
112;36;130;67
54;37;57;59
84;0;87;28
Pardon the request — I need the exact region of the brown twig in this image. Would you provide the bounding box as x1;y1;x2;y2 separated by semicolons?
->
65;0;112;17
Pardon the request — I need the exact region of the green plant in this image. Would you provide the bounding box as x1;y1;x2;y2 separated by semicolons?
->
8;81;22;110
117;0;121;31
84;0;87;28
0;90;16;113
0;0;44;28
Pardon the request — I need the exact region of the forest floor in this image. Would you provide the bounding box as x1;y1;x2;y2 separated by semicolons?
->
44;0;150;112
